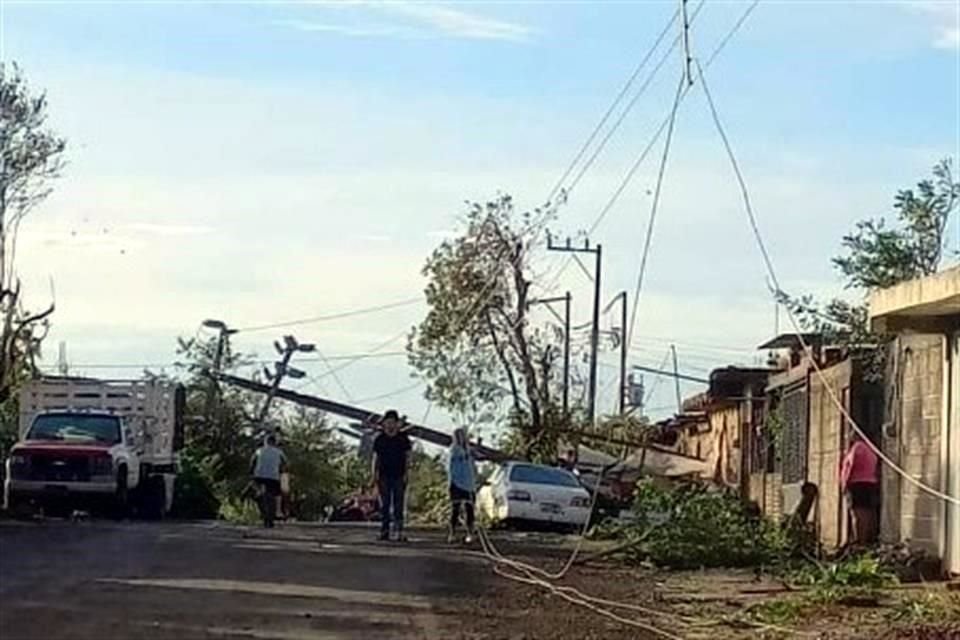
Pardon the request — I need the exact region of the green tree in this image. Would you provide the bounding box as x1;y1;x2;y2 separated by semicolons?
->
172;334;261;506
0;63;63;404
171;334;372;521
780;159;960;378
408;194;565;458
280;406;355;520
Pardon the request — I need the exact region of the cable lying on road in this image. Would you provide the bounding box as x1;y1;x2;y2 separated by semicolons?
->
476;527;685;640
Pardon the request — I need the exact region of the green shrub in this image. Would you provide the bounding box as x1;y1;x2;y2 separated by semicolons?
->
218;496;260;525
171;451;220;519
792;554;898;591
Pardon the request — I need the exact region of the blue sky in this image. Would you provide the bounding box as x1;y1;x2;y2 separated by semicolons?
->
2;0;958;435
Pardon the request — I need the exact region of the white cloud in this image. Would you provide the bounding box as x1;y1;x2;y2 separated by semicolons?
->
934;26;960;50
905;0;960;50
382;2;534;42
281;1;535;42
276;19;422;40
124;223;215;236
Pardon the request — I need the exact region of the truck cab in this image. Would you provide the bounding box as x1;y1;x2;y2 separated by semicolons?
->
3;378;183;519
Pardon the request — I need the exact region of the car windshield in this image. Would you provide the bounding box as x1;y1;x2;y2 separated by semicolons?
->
27;414;121;445
509;464;581;487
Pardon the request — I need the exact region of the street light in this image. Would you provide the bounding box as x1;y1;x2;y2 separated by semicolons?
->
200;318;238;426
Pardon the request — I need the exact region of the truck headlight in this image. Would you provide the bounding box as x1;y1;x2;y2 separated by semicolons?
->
9;455;27;466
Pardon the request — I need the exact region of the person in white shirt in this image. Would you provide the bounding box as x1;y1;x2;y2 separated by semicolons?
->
250;434;286;528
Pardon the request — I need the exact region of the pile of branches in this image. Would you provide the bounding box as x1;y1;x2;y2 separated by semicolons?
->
592;481;801;570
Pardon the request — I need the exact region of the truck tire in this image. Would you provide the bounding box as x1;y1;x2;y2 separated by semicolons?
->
139;476;166;521
113;467;129;520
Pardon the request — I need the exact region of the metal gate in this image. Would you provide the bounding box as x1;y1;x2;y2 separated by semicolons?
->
780;386;809;485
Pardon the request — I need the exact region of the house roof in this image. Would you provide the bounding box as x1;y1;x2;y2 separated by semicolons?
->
610;446;711;478
869;266;960;332
757;333;824;350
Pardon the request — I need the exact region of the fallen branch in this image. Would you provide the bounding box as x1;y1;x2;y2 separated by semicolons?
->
575;528;653;565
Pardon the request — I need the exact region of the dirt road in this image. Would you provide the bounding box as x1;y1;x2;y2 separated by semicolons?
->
0;519;499;640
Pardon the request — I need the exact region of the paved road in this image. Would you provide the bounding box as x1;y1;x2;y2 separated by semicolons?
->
0;520;493;640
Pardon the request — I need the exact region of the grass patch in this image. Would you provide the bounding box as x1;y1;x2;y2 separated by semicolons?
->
887;592;960;624
746;597;811;625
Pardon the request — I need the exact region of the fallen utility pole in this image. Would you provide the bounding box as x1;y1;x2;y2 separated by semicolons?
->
212;371;511;462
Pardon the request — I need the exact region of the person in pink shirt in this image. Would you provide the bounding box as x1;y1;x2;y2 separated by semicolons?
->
840;431;880;546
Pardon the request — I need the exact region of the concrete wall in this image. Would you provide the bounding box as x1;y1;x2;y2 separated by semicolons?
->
882;334;944;555
749;472;783;521
808;360;852;549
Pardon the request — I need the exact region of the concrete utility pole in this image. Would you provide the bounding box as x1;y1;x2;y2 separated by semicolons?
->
548;235;602;426
603;291;628;415
201;319;237;425
671;344;682;412
680;0;693;86
528;292;572;417
256;335;315;435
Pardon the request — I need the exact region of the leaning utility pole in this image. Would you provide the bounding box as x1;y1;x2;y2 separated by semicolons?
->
256;335;315;434
547;235;602;426
528;292;572;417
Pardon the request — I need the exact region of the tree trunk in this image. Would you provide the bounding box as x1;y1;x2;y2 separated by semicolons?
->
484;310;523;417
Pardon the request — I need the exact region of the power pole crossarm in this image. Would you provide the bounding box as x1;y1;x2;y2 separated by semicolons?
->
547;236;603;427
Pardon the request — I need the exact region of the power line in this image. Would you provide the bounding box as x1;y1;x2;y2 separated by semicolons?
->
544;0;758;292
236;297;422;333
546;7;681;205
627;74;685;349
316;348;355;403
695;58;960;506
354;380;423;406
38;349;408;371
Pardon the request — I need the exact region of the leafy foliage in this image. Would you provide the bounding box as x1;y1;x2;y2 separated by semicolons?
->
171;334;368;521
792;554;898;591
408;194;566;457
886;592;960;624
406;447;450;525
0;63;64;405
834;160;959;289
779;159;959;380
607;482;790;569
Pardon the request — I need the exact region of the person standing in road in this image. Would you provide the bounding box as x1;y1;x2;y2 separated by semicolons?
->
840;430;880;546
372;410;412;542
251;433;287;529
447;427;476;545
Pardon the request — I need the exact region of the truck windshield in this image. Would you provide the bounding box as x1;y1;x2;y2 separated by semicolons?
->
27;414;121;445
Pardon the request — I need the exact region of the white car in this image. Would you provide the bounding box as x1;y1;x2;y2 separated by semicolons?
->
477;462;592;530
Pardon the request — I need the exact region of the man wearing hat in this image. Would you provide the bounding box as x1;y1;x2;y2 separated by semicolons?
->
371;409;412;541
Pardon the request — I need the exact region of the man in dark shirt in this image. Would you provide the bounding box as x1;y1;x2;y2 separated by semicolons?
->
371;410;412;541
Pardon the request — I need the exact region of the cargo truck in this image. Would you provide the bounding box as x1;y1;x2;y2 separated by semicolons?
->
3;377;184;519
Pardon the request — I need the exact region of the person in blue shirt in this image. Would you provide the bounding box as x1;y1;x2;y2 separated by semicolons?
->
447;428;477;544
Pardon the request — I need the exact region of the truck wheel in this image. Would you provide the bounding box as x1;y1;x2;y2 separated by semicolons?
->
113;467;129;520
139;477;166;521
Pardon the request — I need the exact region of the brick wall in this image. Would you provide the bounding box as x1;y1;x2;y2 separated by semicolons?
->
882;334;943;555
